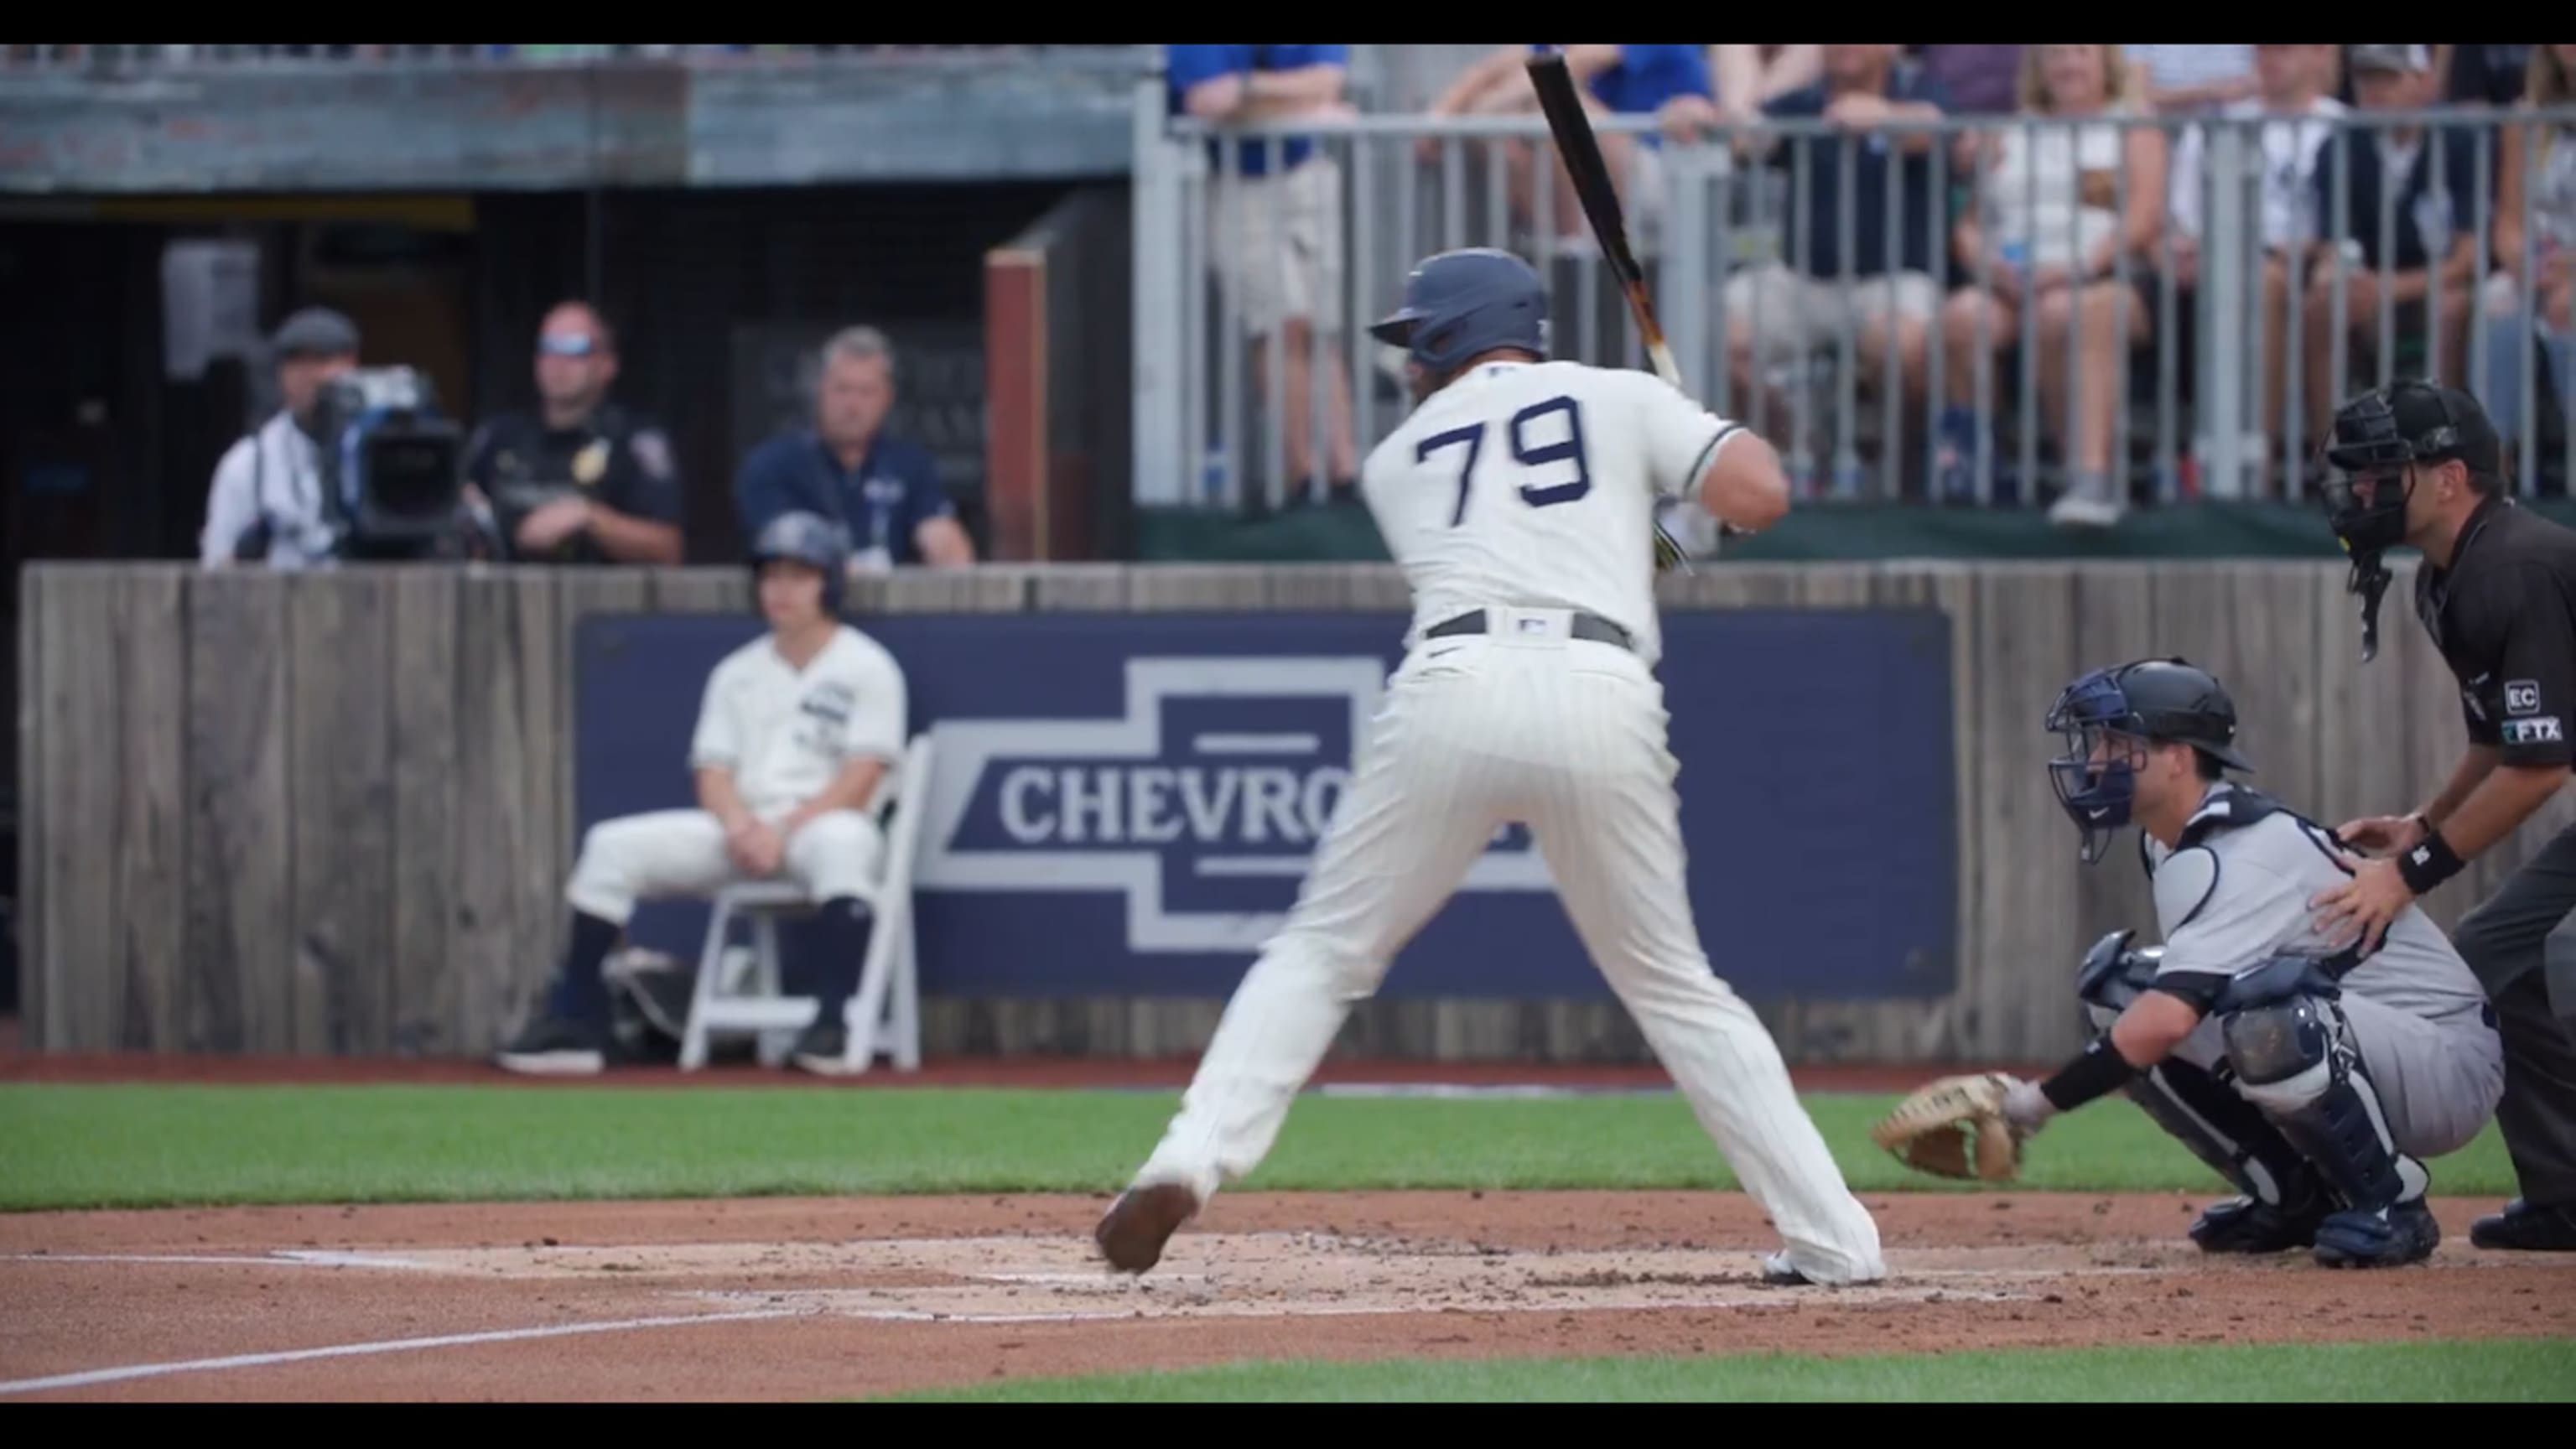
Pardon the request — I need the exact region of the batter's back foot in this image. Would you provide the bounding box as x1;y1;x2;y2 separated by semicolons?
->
1096;1182;1202;1275
1759;1249;1885;1287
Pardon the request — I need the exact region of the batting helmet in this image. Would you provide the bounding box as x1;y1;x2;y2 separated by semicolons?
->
749;510;850;614
1368;247;1550;376
2044;657;2254;864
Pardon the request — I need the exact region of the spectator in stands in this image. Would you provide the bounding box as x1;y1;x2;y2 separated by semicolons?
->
1711;45;1820;127
1935;44;2168;527
461;301;685;565
1166;44;1363;502
1912;45;2023;117
1425;45;1713;257
2128;44;2258;116
197;307;361;569
2444;44;2536;107
2166;44;2347;485
735;325;977;573
1702;44;1950;456
2301;45;2480;449
2485;44;2575;463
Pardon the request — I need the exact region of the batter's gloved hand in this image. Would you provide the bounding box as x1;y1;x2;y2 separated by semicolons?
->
1870;1072;2028;1182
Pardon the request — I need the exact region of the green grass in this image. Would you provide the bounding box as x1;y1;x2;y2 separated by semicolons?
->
0;1083;2524;1211
872;1338;2576;1402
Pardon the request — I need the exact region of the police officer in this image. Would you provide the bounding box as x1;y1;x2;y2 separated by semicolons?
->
464;301;685;564
199;306;361;569
2312;377;2576;1253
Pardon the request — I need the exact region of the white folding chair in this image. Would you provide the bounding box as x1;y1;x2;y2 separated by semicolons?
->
677;733;933;1074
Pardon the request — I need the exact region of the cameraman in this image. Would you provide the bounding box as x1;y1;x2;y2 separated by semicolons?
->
463;302;684;565
197;308;360;569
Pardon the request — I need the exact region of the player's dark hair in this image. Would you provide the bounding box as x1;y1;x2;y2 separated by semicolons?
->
2191;746;2225;782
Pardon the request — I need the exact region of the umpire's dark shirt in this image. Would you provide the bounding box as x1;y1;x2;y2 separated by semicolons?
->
2418;494;2576;770
464;403;683;564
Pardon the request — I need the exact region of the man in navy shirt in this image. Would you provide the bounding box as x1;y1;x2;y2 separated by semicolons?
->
1166;44;1363;500
2301;45;2480;444
735;325;976;574
1690;45;1950;443
1426;44;1715;258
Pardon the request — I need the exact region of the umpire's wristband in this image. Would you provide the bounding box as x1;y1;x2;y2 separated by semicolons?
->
2395;827;2468;896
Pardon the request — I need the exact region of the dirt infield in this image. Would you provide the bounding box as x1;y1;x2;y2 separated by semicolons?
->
2;1191;2568;1400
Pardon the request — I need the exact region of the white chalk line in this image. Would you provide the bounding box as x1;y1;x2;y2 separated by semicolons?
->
0;1308;808;1396
2;1250;442;1270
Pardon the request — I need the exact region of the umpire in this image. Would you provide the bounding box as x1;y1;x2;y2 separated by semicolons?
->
2312;377;2576;1252
464;301;685;564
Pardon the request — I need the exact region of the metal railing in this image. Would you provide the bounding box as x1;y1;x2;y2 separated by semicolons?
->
0;44;1132;72
1131;93;2576;517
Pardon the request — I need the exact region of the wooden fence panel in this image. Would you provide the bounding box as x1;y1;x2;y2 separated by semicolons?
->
182;573;294;1053
390;570;461;1056
30;558;2576;1065
288;571;393;1055
114;572;190;1053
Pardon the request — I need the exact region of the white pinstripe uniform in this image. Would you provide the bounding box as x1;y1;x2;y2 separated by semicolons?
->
1129;359;1888;1285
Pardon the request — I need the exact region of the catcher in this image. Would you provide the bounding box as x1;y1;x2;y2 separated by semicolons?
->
1877;657;2503;1269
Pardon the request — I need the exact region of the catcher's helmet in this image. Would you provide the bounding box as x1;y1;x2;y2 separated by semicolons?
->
1368;247;1550;376
750;509;850;614
2321;378;2502;555
2044;657;2254;864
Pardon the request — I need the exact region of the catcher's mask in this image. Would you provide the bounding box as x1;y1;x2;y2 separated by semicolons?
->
2319;380;2503;661
2045;658;2254;865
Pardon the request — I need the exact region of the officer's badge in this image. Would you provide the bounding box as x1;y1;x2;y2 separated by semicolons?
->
573;439;610;487
631;428;674;480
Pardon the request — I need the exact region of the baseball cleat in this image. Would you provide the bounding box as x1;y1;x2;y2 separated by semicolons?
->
2188;1194;2329;1254
2313;1198;2441;1268
1758;1252;1812;1286
789;1022;855;1077
2469;1198;2576;1252
1758;1250;1884;1287
494;1015;607;1076
1095;1182;1200;1275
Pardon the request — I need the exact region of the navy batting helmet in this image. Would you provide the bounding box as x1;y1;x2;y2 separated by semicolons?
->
1368;247;1550;376
750;510;850;614
2044;657;2254;864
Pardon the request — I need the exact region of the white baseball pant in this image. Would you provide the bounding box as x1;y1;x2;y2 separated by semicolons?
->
1131;607;1888;1285
564;808;885;925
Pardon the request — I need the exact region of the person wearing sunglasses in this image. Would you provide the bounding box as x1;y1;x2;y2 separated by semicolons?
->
462;300;685;564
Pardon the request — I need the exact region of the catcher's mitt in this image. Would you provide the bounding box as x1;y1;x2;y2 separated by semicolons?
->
1871;1072;2026;1182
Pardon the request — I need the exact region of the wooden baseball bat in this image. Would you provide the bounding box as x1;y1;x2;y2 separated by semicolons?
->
1524;47;1731;568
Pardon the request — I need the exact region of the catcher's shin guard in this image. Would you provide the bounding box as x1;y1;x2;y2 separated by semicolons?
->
2124;1058;2329;1251
2221;997;2438;1267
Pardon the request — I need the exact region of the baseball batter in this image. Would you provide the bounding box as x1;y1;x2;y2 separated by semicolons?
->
1977;658;2504;1267
496;511;909;1077
1093;247;1888;1288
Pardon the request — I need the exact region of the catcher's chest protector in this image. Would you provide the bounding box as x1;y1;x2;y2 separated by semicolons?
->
2140;785;2316;885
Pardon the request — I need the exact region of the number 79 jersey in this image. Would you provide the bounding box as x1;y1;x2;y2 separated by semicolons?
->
1360;359;1742;669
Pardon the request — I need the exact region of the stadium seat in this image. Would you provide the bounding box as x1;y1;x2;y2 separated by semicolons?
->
676;734;934;1075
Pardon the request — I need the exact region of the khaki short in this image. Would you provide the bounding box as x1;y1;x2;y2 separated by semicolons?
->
1722;262;1939;367
1209;153;1347;339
